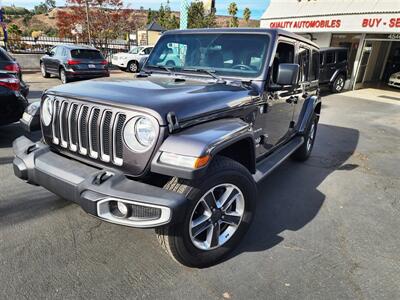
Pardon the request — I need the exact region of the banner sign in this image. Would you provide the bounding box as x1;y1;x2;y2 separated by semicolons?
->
261;14;400;33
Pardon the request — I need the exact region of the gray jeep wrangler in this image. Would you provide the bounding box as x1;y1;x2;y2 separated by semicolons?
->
14;29;321;268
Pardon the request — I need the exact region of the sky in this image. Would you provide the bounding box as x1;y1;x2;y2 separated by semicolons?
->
0;0;270;19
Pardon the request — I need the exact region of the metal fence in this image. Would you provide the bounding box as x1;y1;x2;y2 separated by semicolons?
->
3;36;137;62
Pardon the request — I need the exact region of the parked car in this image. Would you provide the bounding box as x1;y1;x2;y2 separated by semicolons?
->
319;47;348;93
0;72;28;126
13;28;321;267
388;71;400;88
111;46;154;73
40;44;109;84
0;47;29;97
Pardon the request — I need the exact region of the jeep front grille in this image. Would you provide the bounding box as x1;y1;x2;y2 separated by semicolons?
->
50;98;126;166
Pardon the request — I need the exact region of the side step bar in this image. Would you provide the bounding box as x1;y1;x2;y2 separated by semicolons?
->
253;136;304;183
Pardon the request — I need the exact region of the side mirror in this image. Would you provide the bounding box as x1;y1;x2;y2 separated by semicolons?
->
276;63;300;86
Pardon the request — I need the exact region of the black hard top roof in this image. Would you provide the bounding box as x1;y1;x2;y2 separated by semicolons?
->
164;28;319;49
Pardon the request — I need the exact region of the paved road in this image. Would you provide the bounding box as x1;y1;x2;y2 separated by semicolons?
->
0;75;399;299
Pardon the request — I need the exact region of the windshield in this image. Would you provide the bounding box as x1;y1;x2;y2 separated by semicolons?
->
145;33;270;78
129;47;143;54
71;49;103;59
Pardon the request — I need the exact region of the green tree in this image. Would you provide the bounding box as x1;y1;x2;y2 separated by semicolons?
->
228;2;239;27
33;3;48;14
8;24;22;37
188;1;216;29
243;7;251;24
146;8;157;25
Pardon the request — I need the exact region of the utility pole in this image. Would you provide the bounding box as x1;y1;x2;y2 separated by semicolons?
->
85;0;91;44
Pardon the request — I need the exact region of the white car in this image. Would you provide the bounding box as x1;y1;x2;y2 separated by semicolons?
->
111;46;154;73
388;72;400;88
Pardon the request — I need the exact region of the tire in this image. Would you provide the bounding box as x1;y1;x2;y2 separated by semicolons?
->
156;156;257;268
127;61;139;73
40;62;50;78
331;74;345;93
60;68;68;84
292;113;318;161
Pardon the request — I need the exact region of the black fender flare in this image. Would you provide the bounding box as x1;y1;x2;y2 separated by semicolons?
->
296;95;321;134
151;118;255;180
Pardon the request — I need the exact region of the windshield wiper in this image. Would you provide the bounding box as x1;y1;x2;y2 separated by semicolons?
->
183;68;226;84
147;65;175;76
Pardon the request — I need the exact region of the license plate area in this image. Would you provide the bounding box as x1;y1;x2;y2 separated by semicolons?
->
88;64;96;69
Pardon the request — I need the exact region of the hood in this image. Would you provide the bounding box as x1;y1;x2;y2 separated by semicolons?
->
46;76;254;126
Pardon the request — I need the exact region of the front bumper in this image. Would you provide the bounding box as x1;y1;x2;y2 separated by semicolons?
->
13;136;187;228
111;59;127;68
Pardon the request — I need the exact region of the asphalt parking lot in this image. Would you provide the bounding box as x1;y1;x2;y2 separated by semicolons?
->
0;72;399;299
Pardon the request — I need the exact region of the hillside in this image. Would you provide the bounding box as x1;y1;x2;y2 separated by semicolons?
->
6;7;260;37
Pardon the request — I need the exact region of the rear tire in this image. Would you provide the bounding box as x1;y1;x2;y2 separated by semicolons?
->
127;61;139;73
331;74;345;93
156;156;257;268
40;62;50;78
292;113;318;161
60;68;68;84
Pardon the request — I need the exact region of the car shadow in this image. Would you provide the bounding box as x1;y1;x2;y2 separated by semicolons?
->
0;123;41;149
223;123;360;262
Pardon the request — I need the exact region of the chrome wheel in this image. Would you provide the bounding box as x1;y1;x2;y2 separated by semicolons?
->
189;183;245;251
335;77;344;92
60;70;66;84
129;62;138;72
41;63;46;77
307;122;316;152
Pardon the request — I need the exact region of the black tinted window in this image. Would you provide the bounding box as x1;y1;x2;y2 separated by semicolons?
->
298;46;310;82
310;50;319;81
337;50;347;62
326;51;335;64
143;47;153;54
71;49;103;59
272;42;295;82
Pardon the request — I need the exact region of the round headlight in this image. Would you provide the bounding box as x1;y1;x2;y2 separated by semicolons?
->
123;116;157;152
41;96;53;126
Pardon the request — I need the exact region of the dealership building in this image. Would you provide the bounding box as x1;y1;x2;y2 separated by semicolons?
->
261;0;400;90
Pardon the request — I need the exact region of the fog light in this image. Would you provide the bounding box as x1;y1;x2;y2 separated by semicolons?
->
110;201;131;218
117;202;129;216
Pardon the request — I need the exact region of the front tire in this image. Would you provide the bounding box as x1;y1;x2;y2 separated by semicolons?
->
156;156;257;268
127;61;139;73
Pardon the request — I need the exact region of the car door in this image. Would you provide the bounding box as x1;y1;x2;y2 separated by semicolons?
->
293;44;319;126
44;46;57;73
255;40;297;157
323;50;336;82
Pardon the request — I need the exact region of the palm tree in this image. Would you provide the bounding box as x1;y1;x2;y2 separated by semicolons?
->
243;7;251;24
228;2;239;27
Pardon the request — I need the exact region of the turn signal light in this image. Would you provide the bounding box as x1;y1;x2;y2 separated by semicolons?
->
194;155;211;169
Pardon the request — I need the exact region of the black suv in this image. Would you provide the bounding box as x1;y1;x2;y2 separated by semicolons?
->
319;47;348;93
14;29;321;267
40;45;109;84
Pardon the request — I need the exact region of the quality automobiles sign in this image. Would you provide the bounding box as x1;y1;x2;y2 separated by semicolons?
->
261;14;400;33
